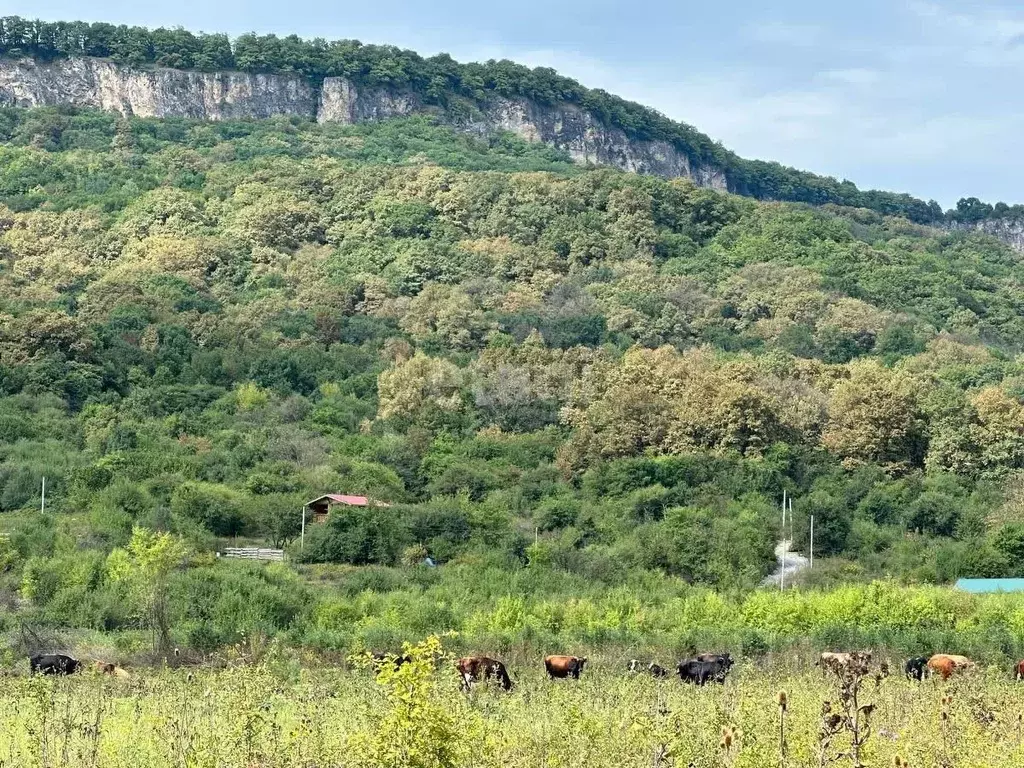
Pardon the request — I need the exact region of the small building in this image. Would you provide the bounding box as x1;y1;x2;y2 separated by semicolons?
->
304;493;390;524
954;578;1024;594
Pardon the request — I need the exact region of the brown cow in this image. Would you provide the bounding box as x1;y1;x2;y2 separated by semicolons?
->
927;654;974;680
94;661;131;679
544;655;587;680
456;656;513;691
1015;659;1024;681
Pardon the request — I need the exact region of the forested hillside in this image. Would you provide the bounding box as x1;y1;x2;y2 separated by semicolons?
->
5;15;1023;226
1;104;1024;656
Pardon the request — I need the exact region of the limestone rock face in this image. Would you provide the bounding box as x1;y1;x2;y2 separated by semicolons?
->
465;96;727;189
946;218;1024;253
317;77;418;124
0;57;316;120
0;57;726;190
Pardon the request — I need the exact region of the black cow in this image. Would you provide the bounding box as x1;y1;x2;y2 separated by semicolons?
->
29;654;80;676
904;655;929;682
648;662;669;678
629;659;670;678
370;652;412;671
697;652;733;666
677;656;733;685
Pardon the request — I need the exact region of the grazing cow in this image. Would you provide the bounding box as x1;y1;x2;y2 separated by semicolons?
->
904;656;929;682
697;652;733;666
648;662;669;679
370;652;412;671
95;662;131;679
817;651;871;676
677;656;733;686
544;655;587;680
927;654;974;681
1015;660;1024;681
456;656;513;692
29;654;80;676
628;660;667;678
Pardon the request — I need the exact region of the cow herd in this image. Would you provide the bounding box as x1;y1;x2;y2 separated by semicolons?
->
903;653;977;681
27;653;129;678
453;652;734;691
816;651;985;682
21;649;1024;688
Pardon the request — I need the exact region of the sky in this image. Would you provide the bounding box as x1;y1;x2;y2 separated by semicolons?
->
5;0;1024;208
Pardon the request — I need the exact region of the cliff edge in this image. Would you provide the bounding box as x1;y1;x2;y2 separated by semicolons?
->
0;57;727;190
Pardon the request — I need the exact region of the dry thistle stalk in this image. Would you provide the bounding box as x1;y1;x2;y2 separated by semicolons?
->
817;651;878;768
778;690;789;768
719;725;741;768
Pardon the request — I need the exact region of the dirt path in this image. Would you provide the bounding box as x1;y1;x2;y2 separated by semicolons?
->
761;540;809;587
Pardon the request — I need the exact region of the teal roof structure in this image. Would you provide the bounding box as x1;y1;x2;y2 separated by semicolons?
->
954;578;1024;593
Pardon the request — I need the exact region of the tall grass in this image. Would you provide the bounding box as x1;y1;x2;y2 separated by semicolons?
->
2;637;1024;767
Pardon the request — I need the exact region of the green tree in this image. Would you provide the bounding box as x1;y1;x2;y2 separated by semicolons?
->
106;526;189;654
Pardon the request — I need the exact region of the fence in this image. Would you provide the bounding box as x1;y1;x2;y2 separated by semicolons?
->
220;547;285;562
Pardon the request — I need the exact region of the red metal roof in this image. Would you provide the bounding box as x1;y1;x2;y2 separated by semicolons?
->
306;494;390;508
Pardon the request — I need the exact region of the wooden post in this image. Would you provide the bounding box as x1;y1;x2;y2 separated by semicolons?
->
301;506;306;549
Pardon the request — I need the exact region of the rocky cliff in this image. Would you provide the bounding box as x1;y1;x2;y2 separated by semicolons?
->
0;57;317;120
0;57;727;190
946;218;1024;253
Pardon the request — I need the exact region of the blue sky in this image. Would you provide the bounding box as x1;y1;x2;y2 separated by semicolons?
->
6;0;1024;208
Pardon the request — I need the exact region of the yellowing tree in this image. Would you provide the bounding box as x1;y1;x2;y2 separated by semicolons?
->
972;386;1024;473
821;360;925;472
377;353;466;424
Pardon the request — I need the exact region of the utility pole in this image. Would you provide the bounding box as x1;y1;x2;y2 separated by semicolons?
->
789;496;794;544
40;477;45;514
810;515;814;569
300;506;306;549
780;490;787;592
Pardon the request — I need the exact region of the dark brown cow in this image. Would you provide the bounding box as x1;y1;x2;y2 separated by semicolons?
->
544;655;587;680
1016;660;1024;681
456;656;513;691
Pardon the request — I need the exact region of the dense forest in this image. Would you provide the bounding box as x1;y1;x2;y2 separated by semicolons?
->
0;103;1023;657
3;15;1022;227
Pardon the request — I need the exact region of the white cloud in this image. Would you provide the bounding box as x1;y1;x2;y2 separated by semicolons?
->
908;1;1024;66
441;8;1024;206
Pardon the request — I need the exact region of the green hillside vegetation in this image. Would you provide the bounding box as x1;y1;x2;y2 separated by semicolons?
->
2;105;1024;657
8;14;1021;224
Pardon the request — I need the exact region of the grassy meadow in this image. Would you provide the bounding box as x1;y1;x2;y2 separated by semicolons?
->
3;637;1024;768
